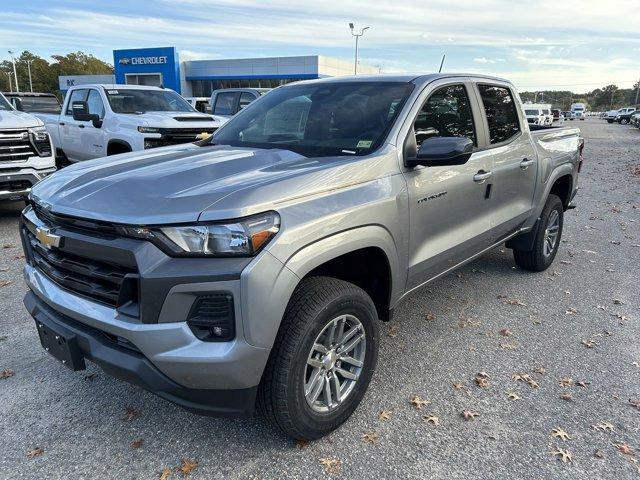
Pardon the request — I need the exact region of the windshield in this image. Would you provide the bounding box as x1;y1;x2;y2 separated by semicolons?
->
0;94;11;111
212;82;414;157
15;96;61;113
525;109;539;115
105;88;195;113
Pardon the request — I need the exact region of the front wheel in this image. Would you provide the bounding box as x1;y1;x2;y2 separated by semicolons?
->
513;194;564;272
258;277;380;440
621;118;629;125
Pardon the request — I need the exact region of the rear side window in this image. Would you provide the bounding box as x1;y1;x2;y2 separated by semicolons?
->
213;92;238;115
477;85;520;145
65;89;88;115
239;92;256;110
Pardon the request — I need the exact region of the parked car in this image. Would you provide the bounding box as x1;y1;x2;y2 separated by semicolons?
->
21;74;583;440
184;96;211;114
210;88;271;122
552;109;564;123
615;108;637;125
524;107;545;125
630;112;640;128
563;111;574;120
605;107;634;123
0;93;55;201
40;84;223;164
3;92;62;115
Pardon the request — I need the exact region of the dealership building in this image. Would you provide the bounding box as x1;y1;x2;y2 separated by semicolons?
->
59;46;378;96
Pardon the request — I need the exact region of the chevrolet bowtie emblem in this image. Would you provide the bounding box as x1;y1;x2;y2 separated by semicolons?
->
36;226;62;249
195;132;212;140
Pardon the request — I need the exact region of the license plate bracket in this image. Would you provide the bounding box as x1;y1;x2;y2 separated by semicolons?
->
35;317;86;371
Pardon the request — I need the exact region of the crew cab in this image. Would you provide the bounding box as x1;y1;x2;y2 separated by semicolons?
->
21;74;583;440
209;88;271;124
3;92;62;115
0;93;55;201
40;84;223;164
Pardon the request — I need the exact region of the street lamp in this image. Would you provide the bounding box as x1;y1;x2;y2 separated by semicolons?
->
25;59;33;92
348;23;370;75
7;50;19;92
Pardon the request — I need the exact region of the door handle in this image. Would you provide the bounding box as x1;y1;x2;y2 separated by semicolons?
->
78;124;85;129
473;170;492;183
520;158;535;169
59;122;65;126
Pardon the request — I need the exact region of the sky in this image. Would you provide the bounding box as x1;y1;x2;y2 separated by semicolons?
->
1;0;639;92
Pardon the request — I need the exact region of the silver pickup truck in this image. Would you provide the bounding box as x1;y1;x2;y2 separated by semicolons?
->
20;74;583;440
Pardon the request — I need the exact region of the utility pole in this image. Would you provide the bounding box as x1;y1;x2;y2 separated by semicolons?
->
7;50;19;92
26;59;33;92
635;79;639;106
610;89;615;110
349;23;370;75
4;71;12;92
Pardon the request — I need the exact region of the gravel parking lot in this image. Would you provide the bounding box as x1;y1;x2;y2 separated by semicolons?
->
1;118;638;480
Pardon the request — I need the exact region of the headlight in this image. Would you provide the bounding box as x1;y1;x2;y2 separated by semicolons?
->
28;126;52;157
119;211;280;257
137;126;161;134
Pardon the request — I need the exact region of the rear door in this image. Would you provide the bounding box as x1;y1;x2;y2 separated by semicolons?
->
59;88;88;161
402;80;495;289
474;83;537;241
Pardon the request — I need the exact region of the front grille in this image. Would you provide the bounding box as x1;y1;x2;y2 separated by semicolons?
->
31;202;120;237
0;129;36;162
0;179;32;192
173;116;214;122
144;127;217;149
25;228;138;308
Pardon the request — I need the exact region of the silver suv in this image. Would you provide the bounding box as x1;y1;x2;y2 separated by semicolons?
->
21;74;582;439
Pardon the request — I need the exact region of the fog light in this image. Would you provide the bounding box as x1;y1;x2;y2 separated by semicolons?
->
186;293;235;342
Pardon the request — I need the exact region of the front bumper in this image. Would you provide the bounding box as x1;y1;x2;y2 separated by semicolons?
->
24;291;258;417
0;166;56;201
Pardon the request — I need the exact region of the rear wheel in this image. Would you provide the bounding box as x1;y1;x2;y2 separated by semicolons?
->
257;276;379;440
513;194;564;272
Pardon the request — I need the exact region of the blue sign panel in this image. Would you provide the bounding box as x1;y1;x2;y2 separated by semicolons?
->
113;47;181;93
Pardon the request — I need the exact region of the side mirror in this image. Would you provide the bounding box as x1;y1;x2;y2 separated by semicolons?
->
12;97;24;111
71;101;102;128
406;137;473;168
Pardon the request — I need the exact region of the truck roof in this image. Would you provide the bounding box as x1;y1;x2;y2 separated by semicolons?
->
2;92;58;97
66;84;173;91
292;73;513;87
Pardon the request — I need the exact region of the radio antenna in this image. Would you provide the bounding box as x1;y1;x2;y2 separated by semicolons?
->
438;54;446;73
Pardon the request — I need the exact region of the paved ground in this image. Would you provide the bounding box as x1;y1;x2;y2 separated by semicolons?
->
0;118;638;480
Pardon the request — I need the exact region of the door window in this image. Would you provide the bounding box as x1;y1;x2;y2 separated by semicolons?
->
413;84;476;148
65;89;88;115
86;90;105;118
239;92;256;110
477;85;521;144
213;92;238;115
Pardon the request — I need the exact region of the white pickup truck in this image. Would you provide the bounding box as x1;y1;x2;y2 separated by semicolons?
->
41;84;223;163
0;93;55;201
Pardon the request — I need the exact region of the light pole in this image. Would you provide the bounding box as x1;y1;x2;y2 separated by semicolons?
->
25;59;33;92
349;23;369;75
4;71;13;92
7;50;19;92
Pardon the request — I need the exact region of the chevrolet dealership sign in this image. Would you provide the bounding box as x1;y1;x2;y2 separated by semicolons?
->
118;56;169;66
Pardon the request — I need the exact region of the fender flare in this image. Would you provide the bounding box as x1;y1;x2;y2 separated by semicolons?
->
107;139;132;155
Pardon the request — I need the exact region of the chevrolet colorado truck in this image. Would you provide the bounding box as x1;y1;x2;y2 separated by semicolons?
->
0;93;55;201
39;84;222;165
20;74;583;439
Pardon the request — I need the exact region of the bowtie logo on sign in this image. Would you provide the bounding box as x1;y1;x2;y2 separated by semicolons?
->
119;56;169;66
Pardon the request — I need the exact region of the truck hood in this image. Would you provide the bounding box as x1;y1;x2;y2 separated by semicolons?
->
138;111;223;128
0;109;42;129
30;143;378;225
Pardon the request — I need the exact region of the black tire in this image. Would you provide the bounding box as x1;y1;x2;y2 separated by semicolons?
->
257;276;380;440
513;194;564;272
621;118;629;125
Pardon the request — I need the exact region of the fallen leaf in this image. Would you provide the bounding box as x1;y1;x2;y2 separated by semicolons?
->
575;380;590;388
499;342;518;350
423;414;439;426
558;377;573;387
0;280;12;288
613;299;625;305
560;393;573;401
616;444;635;456
461;410;479;421
387;324;400;338
505;299;527;306
320;457;341;475
410;395;429;409
362;431;380;444
594;450;605;459
453;382;471;395
475;376;489;388
2;244;14;249
551;447;572;463
513;373;539;388
159;468;172;480
378;410;392;421
629;399;640;411
425;313;436;321
582;339;598;348
591;422;614;432
131;438;144;449
122;406;141;421
560;260;572;265
499;328;513;337
534;366;547;375
26;447;44;459
178;459;198;477
0;369;14;379
84;373;97;381
506;392;520;401
565;308;578;315
551;428;571;441
295;439;310;450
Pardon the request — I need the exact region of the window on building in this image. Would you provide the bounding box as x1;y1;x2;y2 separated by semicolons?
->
413;84;476;148
477;84;521;144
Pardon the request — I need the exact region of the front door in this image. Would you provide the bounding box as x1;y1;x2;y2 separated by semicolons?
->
60;88;88;162
403;82;494;290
